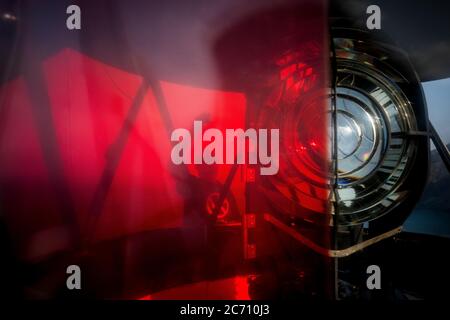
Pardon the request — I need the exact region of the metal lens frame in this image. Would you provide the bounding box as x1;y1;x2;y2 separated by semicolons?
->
333;38;419;226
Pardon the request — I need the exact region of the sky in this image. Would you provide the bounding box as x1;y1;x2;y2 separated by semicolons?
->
422;77;450;147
